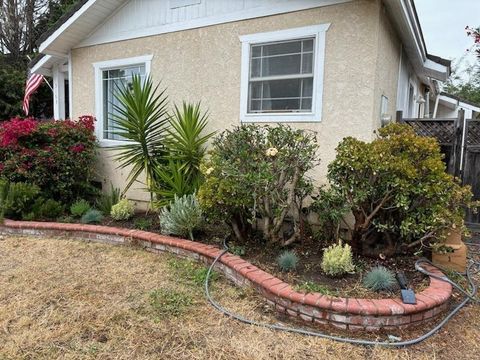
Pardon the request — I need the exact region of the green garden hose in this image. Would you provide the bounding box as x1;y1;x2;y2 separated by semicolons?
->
204;240;479;348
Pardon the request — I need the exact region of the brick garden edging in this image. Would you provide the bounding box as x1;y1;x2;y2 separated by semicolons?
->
0;219;452;331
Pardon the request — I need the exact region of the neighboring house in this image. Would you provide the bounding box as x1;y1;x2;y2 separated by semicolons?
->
30;0;451;205
431;92;480;119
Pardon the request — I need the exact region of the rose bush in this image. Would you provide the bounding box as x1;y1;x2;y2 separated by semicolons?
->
0;116;97;204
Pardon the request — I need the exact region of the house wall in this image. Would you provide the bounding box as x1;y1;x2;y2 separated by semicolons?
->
71;0;387;204
371;3;401;129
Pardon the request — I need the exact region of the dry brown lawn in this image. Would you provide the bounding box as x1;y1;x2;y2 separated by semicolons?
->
0;236;478;360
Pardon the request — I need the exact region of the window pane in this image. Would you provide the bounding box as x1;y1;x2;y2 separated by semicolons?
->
262;54;301;76
303;39;314;52
262;40;301;56
262;78;302;98
262;98;301;112
251;45;262;57
250;99;262;111
102;64;146;140
302;53;313;74
250;82;262;99
301;98;312;110
251;58;261;77
302;78;313;97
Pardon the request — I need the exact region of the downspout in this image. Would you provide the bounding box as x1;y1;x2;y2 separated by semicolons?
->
425;87;430;118
432;94;440;118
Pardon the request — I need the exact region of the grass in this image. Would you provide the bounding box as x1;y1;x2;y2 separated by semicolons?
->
0;236;479;359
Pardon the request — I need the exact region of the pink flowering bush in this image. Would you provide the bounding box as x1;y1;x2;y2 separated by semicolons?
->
0;116;97;204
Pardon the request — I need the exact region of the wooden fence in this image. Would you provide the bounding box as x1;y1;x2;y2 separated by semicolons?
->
397;110;480;226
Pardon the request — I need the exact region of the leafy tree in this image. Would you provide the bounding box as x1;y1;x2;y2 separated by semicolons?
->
443;26;480;106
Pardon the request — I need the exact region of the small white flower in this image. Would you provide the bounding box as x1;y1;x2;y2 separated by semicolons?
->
205;167;214;175
266;147;279;157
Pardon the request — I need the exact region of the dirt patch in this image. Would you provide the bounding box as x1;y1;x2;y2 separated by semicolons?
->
0;236;478;359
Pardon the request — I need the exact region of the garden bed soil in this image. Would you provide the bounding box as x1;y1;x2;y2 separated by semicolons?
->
62;213;429;299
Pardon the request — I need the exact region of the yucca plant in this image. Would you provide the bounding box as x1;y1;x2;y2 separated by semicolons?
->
166;102;215;177
152;102;215;206
110;75;169;201
151;160;200;208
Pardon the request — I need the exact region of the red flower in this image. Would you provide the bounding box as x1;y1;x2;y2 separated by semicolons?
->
0;118;38;147
70;143;86;153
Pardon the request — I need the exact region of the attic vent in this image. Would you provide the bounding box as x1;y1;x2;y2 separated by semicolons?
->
170;0;201;9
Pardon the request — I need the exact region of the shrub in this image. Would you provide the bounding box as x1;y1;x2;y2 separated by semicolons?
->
30;198;64;220
362;266;396;292
81;209;103;224
326;123;475;257
95;184;120;215
110;199;135;220
198;125;318;245
70;199;91;217
0;116;97;204
0;180;41;220
133;217;153;230
159;194;202;240
321;242;355;276
277;251;299;272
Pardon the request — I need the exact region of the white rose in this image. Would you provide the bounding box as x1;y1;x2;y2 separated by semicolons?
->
266;147;279;157
205;167;214;175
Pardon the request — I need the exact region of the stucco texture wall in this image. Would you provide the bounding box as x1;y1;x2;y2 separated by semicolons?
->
371;4;401;129
71;0;385;203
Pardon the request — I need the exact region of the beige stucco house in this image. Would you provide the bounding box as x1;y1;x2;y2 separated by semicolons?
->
31;0;452;206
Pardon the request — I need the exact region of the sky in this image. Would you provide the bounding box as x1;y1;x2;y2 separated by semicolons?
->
415;0;480;74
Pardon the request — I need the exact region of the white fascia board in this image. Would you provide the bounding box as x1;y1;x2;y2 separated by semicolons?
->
78;0;350;48
424;58;449;81
39;0;99;54
30;55;52;75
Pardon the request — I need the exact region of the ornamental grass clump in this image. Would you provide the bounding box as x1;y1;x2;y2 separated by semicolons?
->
277;251;299;272
159;194;202;240
321;242;355;276
81;209;103;224
70;199;91;217
362;266;396;292
110;199;135;220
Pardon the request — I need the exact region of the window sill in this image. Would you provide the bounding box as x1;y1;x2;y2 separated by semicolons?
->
240;112;321;123
98;139;132;148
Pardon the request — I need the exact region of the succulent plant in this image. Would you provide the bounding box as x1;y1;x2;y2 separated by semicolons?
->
81;209;104;224
277;251;299;272
159;194;202;240
362;266;396;292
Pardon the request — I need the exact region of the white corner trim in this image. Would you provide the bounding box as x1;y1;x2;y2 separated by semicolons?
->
93;55;153;145
77;0;348;49
68;51;73;118
239;23;330;123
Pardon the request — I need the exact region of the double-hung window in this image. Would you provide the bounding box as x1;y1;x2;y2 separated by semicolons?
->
240;24;329;122
94;55;152;145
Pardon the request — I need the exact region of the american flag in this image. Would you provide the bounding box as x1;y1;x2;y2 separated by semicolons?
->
23;73;44;116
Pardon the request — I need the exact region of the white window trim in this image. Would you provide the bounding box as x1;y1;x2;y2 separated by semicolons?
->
239;23;330;123
93;55;153;147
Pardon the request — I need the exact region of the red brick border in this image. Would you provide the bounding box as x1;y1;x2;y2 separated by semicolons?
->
0;220;452;331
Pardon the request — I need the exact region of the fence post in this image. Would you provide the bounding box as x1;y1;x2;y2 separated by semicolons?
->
449;109;465;178
396;110;404;123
